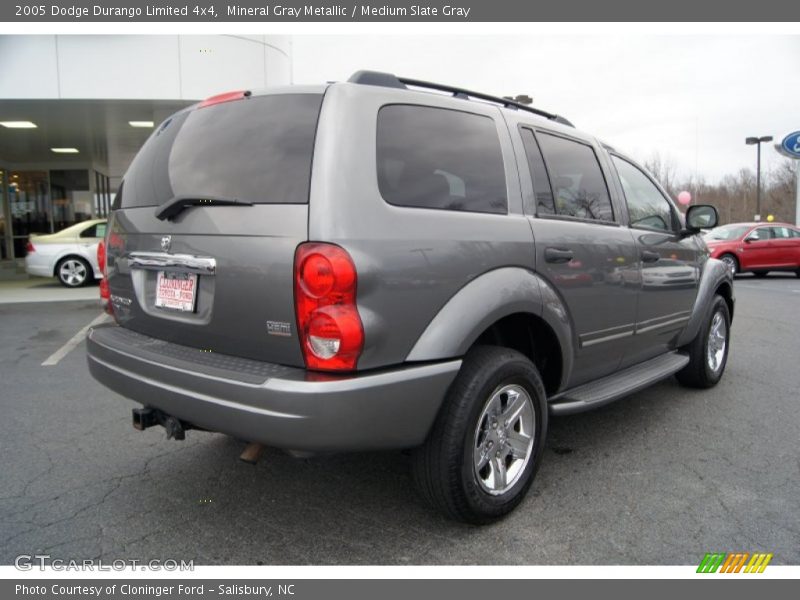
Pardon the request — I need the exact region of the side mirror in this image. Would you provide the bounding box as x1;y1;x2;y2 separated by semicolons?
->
685;204;718;232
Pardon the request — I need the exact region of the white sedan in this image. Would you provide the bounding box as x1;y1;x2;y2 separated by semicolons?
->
25;219;107;288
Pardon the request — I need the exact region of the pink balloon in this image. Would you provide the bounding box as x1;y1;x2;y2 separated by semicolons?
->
677;191;692;206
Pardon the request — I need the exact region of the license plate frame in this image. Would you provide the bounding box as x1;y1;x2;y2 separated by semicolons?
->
154;271;198;313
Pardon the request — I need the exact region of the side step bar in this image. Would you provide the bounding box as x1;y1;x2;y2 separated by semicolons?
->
548;351;690;416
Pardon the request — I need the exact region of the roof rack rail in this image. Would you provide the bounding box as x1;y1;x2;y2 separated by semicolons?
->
348;70;574;128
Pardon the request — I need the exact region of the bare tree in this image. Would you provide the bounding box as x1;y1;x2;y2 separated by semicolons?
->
643;152;679;198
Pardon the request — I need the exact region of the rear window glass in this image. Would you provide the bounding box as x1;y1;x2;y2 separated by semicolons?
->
376;105;507;214
119;94;323;209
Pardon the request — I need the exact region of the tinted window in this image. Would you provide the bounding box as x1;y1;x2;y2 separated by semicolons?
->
80;223;106;238
377;105;507;214
769;226;794;239
120;94;323;208
537;133;613;221
612;156;674;231
747;228;771;241
520;128;555;216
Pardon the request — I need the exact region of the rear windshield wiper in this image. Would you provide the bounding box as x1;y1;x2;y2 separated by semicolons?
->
155;196;254;221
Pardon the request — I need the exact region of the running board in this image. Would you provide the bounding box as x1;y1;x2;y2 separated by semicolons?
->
549;351;690;416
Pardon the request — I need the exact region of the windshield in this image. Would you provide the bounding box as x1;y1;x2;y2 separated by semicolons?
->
117;93;323;209
704;225;750;241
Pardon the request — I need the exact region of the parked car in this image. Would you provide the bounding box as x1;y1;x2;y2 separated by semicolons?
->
704;222;800;276
25;219;107;287
86;72;734;523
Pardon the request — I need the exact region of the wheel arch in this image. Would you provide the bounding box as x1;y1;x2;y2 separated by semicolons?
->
405;267;573;393
53;254;92;278
677;257;735;346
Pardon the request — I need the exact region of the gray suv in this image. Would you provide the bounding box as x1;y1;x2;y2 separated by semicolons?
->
87;71;733;523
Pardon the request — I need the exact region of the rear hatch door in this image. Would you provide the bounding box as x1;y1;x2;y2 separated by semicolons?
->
106;90;324;366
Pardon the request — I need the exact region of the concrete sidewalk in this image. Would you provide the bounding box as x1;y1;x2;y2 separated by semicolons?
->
0;278;101;304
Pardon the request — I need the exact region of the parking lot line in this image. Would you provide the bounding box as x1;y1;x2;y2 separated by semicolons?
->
41;313;111;366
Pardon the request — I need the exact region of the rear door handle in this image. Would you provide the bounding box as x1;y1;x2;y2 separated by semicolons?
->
544;247;574;264
641;251;661;263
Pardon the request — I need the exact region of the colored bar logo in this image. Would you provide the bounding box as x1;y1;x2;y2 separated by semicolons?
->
697;552;773;573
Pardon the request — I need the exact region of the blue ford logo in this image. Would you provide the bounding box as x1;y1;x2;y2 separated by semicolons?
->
781;131;800;159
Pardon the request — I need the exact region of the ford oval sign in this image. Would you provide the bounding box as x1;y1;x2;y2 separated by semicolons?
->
781;131;800;159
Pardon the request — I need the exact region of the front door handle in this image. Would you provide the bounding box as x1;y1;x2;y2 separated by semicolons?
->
641;251;661;263
544;247;574;264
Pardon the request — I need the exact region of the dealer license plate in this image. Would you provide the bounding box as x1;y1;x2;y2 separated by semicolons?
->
155;271;198;312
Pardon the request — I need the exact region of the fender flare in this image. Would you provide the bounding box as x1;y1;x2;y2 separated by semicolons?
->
405;267;574;388
676;257;734;347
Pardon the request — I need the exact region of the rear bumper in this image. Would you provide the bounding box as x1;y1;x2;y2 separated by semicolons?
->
86;324;460;451
25;254;52;278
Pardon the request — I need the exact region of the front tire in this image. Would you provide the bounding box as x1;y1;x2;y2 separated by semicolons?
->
412;346;548;524
719;253;738;275
676;295;730;388
56;257;91;288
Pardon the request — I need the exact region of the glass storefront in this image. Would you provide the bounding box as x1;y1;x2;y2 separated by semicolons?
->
0;168;9;261
51;170;92;231
0;167;109;261
9;170;50;259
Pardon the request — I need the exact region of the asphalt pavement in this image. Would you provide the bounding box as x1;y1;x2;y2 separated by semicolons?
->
0;274;798;565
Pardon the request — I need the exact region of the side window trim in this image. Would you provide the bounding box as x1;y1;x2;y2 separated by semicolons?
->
610;152;680;233
518;125;555;217
531;127;619;225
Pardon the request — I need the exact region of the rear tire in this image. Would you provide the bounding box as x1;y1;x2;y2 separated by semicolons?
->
412;345;548;524
676;295;730;389
56;257;91;288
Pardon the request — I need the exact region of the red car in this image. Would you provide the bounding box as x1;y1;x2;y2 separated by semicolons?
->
704;222;800;277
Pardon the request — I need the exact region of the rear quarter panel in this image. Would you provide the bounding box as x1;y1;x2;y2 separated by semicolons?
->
309;83;535;370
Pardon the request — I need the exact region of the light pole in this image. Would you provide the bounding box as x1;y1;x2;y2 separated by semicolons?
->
746;135;773;219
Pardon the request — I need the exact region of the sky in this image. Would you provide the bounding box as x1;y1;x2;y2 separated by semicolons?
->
291;35;800;185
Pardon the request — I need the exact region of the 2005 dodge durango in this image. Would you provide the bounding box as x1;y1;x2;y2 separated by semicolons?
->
87;71;734;523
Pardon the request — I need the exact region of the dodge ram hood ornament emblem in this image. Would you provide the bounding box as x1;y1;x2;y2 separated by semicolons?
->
160;235;172;252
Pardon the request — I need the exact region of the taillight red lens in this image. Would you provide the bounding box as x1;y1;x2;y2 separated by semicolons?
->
25;241;35;253
97;240;111;313
97;240;106;276
294;243;363;371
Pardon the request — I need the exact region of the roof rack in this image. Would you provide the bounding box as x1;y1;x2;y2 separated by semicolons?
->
348;70;574;128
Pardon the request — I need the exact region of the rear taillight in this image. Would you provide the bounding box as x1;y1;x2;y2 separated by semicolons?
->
294;243;364;371
97;240;111;314
25;241;35;253
197;90;250;109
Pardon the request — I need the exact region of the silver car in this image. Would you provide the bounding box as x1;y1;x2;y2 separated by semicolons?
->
25;219;107;287
87;71;733;523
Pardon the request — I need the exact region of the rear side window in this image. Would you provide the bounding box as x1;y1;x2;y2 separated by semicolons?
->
536;132;614;222
377;105;507;214
80;223;106;238
119;94;323;209
769;226;796;239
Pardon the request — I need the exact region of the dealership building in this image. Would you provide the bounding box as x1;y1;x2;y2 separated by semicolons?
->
0;35;292;263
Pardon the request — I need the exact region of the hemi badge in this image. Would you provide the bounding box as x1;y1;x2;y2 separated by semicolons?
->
267;321;292;337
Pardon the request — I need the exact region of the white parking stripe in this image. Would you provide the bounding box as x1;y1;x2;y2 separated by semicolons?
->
42;313;111;366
